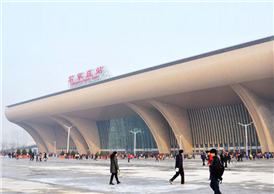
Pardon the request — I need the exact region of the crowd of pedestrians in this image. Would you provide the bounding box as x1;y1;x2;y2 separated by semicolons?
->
7;151;51;161
3;149;274;193
201;151;274;168
107;149;273;194
59;152;179;161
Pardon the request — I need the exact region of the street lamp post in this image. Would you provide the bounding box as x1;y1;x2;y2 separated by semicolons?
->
64;125;74;153
175;134;185;151
16;138;18;149
53;141;57;157
130;129;141;156
238;122;253;154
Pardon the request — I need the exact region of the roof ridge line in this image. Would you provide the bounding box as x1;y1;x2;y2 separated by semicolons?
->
7;35;274;108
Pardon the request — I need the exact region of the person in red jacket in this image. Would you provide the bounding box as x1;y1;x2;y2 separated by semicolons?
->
206;151;213;180
127;153;131;163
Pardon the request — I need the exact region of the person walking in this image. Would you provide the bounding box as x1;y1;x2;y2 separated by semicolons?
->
30;152;34;161
109;151;121;185
94;153;98;161
224;152;229;168
39;152;42;162
220;152;225;166
127;153;131;163
43;153;47;161
240;153;243;162
227;153;231;164
155;154;159;162
36;153;39;162
249;153;253;160
206;151;213;180
169;150;186;185
209;149;222;194
201;152;206;166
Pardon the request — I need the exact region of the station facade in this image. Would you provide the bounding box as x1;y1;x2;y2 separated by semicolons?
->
5;36;274;154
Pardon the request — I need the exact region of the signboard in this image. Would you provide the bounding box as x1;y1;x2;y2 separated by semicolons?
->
125;149;134;151
143;148;152;151
68;66;112;88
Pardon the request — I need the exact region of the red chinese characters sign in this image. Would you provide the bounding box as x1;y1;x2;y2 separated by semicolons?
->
68;66;112;88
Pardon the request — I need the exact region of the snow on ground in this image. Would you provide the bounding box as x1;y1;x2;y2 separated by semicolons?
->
1;156;273;193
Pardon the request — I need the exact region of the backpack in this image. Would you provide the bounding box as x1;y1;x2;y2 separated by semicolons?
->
215;161;225;183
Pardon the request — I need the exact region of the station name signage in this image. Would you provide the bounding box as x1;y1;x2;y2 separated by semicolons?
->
68;66;112;88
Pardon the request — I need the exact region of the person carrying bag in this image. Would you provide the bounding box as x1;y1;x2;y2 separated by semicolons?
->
109;151;121;185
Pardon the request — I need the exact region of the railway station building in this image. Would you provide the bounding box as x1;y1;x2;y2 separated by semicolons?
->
5;36;274;154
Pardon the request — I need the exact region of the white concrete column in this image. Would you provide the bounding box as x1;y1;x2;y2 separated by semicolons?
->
61;115;101;154
51;116;88;154
231;84;274;152
17;122;48;153
24;122;57;153
148;99;193;153
126;102;171;154
53;125;76;153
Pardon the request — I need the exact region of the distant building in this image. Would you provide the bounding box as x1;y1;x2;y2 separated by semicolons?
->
10;130;19;146
17;131;25;146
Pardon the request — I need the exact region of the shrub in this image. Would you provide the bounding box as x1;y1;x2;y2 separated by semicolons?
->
71;150;75;157
28;149;32;155
60;150;65;155
100;151;108;156
22;149;27;155
16;149;21;155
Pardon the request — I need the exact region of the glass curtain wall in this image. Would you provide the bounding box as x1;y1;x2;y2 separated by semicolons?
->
97;117;157;151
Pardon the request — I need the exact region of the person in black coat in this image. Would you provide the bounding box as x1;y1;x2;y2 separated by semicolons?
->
169;150;185;185
201;152;206;166
109;151;121;185
220;152;224;164
209;149;222;194
239;153;243;161
224;152;229;168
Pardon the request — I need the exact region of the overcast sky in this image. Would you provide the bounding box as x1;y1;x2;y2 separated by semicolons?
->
1;1;273;146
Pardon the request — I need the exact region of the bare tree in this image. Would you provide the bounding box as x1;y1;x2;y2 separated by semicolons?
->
2;142;8;149
21;144;26;149
9;142;16;151
1;142;8;153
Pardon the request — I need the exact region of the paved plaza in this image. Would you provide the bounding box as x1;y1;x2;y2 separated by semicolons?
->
0;156;273;194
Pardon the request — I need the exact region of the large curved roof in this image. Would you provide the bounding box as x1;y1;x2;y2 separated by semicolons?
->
7;36;274;108
5;36;274;123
